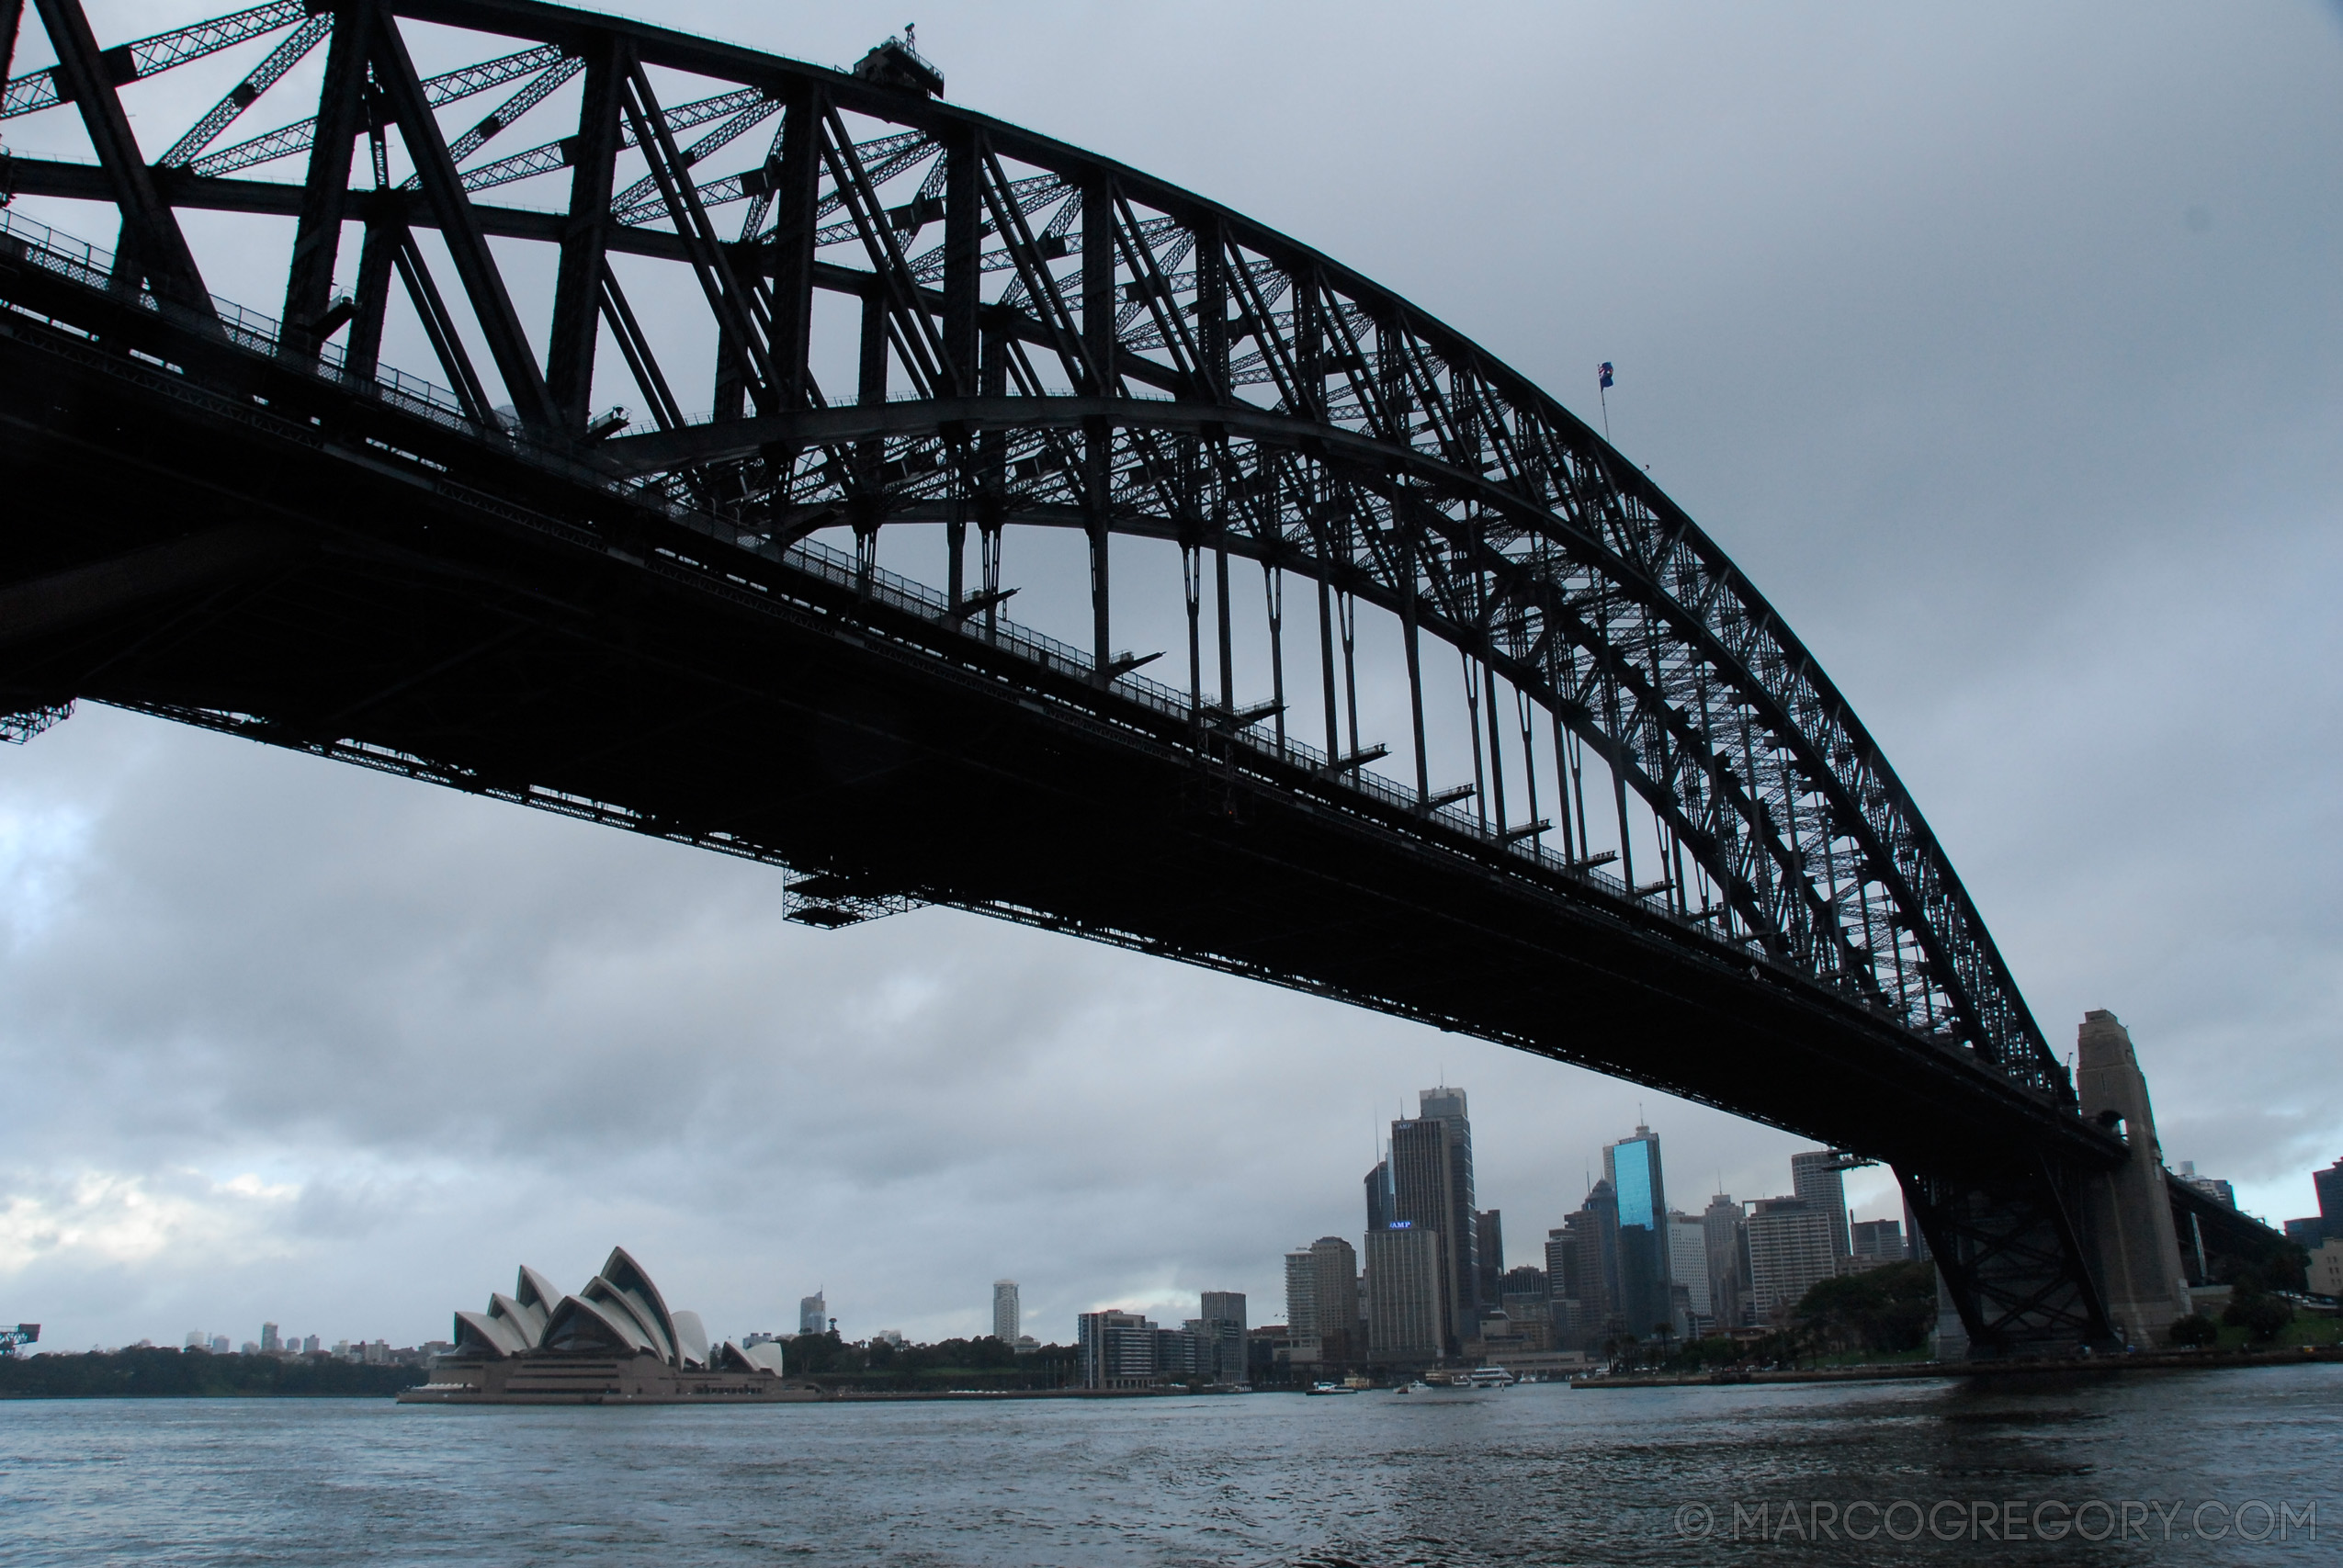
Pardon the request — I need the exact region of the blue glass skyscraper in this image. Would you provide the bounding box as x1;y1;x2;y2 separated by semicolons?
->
1603;1125;1671;1342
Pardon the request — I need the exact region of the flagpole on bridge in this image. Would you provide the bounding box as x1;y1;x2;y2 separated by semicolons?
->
1597;361;1614;443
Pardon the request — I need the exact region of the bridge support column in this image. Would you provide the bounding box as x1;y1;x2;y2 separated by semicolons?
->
2073;1010;2194;1348
1900;1158;2113;1359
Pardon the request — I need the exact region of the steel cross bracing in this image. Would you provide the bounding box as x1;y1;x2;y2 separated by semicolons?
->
0;4;2070;1126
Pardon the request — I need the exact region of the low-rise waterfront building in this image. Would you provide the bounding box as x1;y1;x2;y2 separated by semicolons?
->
1077;1309;1161;1389
1849;1219;1907;1269
2309;1239;2343;1300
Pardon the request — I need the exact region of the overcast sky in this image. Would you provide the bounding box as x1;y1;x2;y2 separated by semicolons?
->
2;2;2339;1352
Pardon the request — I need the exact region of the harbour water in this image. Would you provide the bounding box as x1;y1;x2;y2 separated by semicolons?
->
4;1366;2337;1564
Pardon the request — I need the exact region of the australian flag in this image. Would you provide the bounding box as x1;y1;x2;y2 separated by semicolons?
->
1598;362;1614;389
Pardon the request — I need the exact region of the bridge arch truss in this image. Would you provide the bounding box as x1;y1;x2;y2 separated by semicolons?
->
0;2;2108;1320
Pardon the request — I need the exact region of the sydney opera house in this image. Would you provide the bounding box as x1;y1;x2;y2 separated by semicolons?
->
399;1247;814;1404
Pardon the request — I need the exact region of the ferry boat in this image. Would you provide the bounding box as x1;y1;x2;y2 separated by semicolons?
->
1305;1380;1358;1395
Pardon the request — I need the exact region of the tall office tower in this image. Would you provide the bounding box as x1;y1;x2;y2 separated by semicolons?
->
1746;1197;1839;1321
260;1322;280;1353
991;1280;1021;1343
1474;1209;1505;1312
1364;1224;1446;1362
1559;1180;1621;1335
1199;1290;1248;1382
1790;1150;1853;1265
1542;1228;1578;1325
1667;1212;1713;1334
1603;1126;1671;1342
1297;1241;1360;1366
1703;1192;1749;1330
1543;1228;1572;1293
1284;1247;1320;1353
1417;1087;1481;1317
798;1291;828;1336
1364;1156;1394;1234
1387;1111;1462;1359
186;1330;204;1349
2316;1156;2343;1244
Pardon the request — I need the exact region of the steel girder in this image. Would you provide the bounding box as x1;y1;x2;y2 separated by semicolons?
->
0;1;2067;1121
1901;1162;2116;1356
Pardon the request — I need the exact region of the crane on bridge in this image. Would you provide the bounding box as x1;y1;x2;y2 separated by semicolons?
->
2;1324;38;1355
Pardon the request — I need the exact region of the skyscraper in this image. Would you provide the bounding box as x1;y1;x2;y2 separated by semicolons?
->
1603;1125;1671;1342
798;1292;828;1336
1199;1290;1248;1383
1543;1227;1576;1328
1790;1150;1853;1265
1559;1179;1621;1340
1390;1087;1478;1349
1364;1224;1445;1362
1284;1247;1321;1359
1417;1087;1481;1321
1474;1209;1505;1311
1703;1192;1748;1330
1667;1213;1712;1334
1364;1156;1394;1235
1302;1241;1358;1365
1543;1228;1572;1293
1386;1119;1462;1352
991;1280;1021;1343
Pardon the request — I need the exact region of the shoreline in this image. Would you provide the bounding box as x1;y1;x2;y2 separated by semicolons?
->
1570;1345;2343;1389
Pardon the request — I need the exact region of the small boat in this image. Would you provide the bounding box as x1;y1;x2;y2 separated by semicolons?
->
1391;1376;1488;1402
1306;1380;1358;1395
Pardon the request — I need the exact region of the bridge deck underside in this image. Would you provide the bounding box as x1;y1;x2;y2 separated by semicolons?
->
0;302;2093;1179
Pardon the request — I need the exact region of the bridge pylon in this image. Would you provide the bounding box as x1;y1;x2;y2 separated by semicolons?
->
1902;1010;2203;1359
2072;1010;2195;1347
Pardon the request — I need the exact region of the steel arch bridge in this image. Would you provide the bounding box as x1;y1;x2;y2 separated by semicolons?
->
0;1;2134;1352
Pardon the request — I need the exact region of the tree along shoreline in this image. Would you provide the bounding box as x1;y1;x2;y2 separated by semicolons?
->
0;1348;424;1399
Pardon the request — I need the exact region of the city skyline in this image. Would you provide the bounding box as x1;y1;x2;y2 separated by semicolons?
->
48;1091;1947;1353
32;1105;2315;1357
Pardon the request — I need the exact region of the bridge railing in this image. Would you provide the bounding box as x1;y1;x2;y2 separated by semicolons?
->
3;206;1684;928
0;205;593;463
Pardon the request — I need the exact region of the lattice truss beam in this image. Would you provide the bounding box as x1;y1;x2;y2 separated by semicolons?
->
0;0;2063;1099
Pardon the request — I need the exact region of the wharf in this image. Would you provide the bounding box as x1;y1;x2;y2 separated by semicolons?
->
1572;1345;2343;1390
